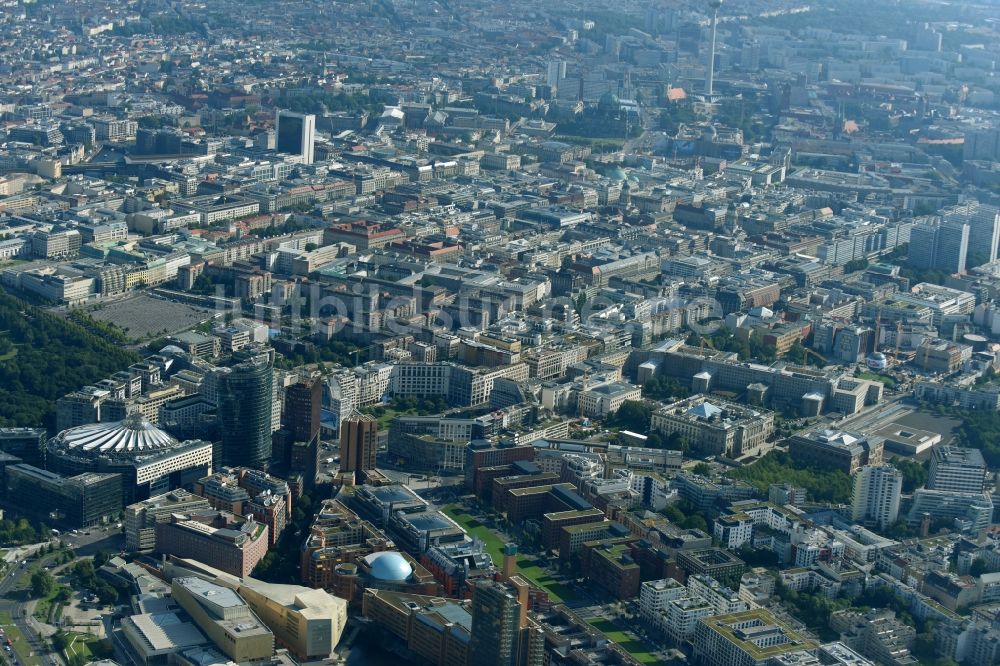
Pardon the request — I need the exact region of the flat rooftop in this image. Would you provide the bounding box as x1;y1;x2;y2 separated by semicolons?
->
176;576;245;609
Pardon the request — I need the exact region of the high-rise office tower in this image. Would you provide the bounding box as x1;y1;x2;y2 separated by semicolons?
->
546;60;566;89
339;414;378;482
943;202;1000;268
275;110;315;164
284;378;322;487
852;464;902;530
705;0;723;96
929;446;987;494
469;579;544;666
283;378;322;444
908;221;969;274
217;348;274;469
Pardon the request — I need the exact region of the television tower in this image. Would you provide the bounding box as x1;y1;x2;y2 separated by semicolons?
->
705;0;723;97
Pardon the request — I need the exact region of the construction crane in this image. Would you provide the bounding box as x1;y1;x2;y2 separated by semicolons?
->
893;320;903;363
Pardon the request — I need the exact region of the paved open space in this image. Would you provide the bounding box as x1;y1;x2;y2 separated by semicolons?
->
80;294;216;341
891;410;963;448
58;600;105;638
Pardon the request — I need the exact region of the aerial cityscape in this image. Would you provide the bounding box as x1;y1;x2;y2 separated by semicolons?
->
0;1;999;666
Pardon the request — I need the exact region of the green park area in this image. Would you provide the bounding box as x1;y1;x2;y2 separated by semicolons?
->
60;631;103;665
442;504;576;603
856;371;898;388
586;618;659;664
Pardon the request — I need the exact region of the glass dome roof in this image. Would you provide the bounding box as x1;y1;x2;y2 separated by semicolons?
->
365;551;413;581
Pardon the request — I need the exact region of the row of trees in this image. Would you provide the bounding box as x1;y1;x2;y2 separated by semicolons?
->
0;518;53;546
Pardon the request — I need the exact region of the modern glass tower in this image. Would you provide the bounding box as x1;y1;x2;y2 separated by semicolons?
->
217;348;274;469
275;110;315;164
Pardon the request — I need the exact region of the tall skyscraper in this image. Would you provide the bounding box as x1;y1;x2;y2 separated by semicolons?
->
339;414;378;482
545;60;566;89
275;110;315;164
852;464;902;530
284;378;322;487
908;221;969;274
943;202;1000;268
283;378;322;444
217;348;274;469
705;0;723;96
929;446;987;494
469;579;544;666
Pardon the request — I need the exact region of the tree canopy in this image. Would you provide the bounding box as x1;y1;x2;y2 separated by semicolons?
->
0;290;140;430
726;450;853;504
607;400;652;432
955;410;1000;467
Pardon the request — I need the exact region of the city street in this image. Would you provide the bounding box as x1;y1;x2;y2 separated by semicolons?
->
0;550;65;666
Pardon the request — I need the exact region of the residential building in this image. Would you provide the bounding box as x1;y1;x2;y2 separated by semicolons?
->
907;489;994;534
851;465;902;530
692;609;817;666
908;221;969;274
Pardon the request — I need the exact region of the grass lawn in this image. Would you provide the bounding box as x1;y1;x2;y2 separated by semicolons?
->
64;632;101;663
587;618;659;664
856;371;897;388
442;505;576;603
0;610;43;666
512;559;576;604
442;505;504;562
369;407;403;430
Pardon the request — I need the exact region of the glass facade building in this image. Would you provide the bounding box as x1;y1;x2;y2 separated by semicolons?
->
6;464;123;528
218;349;274;469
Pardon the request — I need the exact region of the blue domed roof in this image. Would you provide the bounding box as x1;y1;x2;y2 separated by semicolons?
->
365;551;412;581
